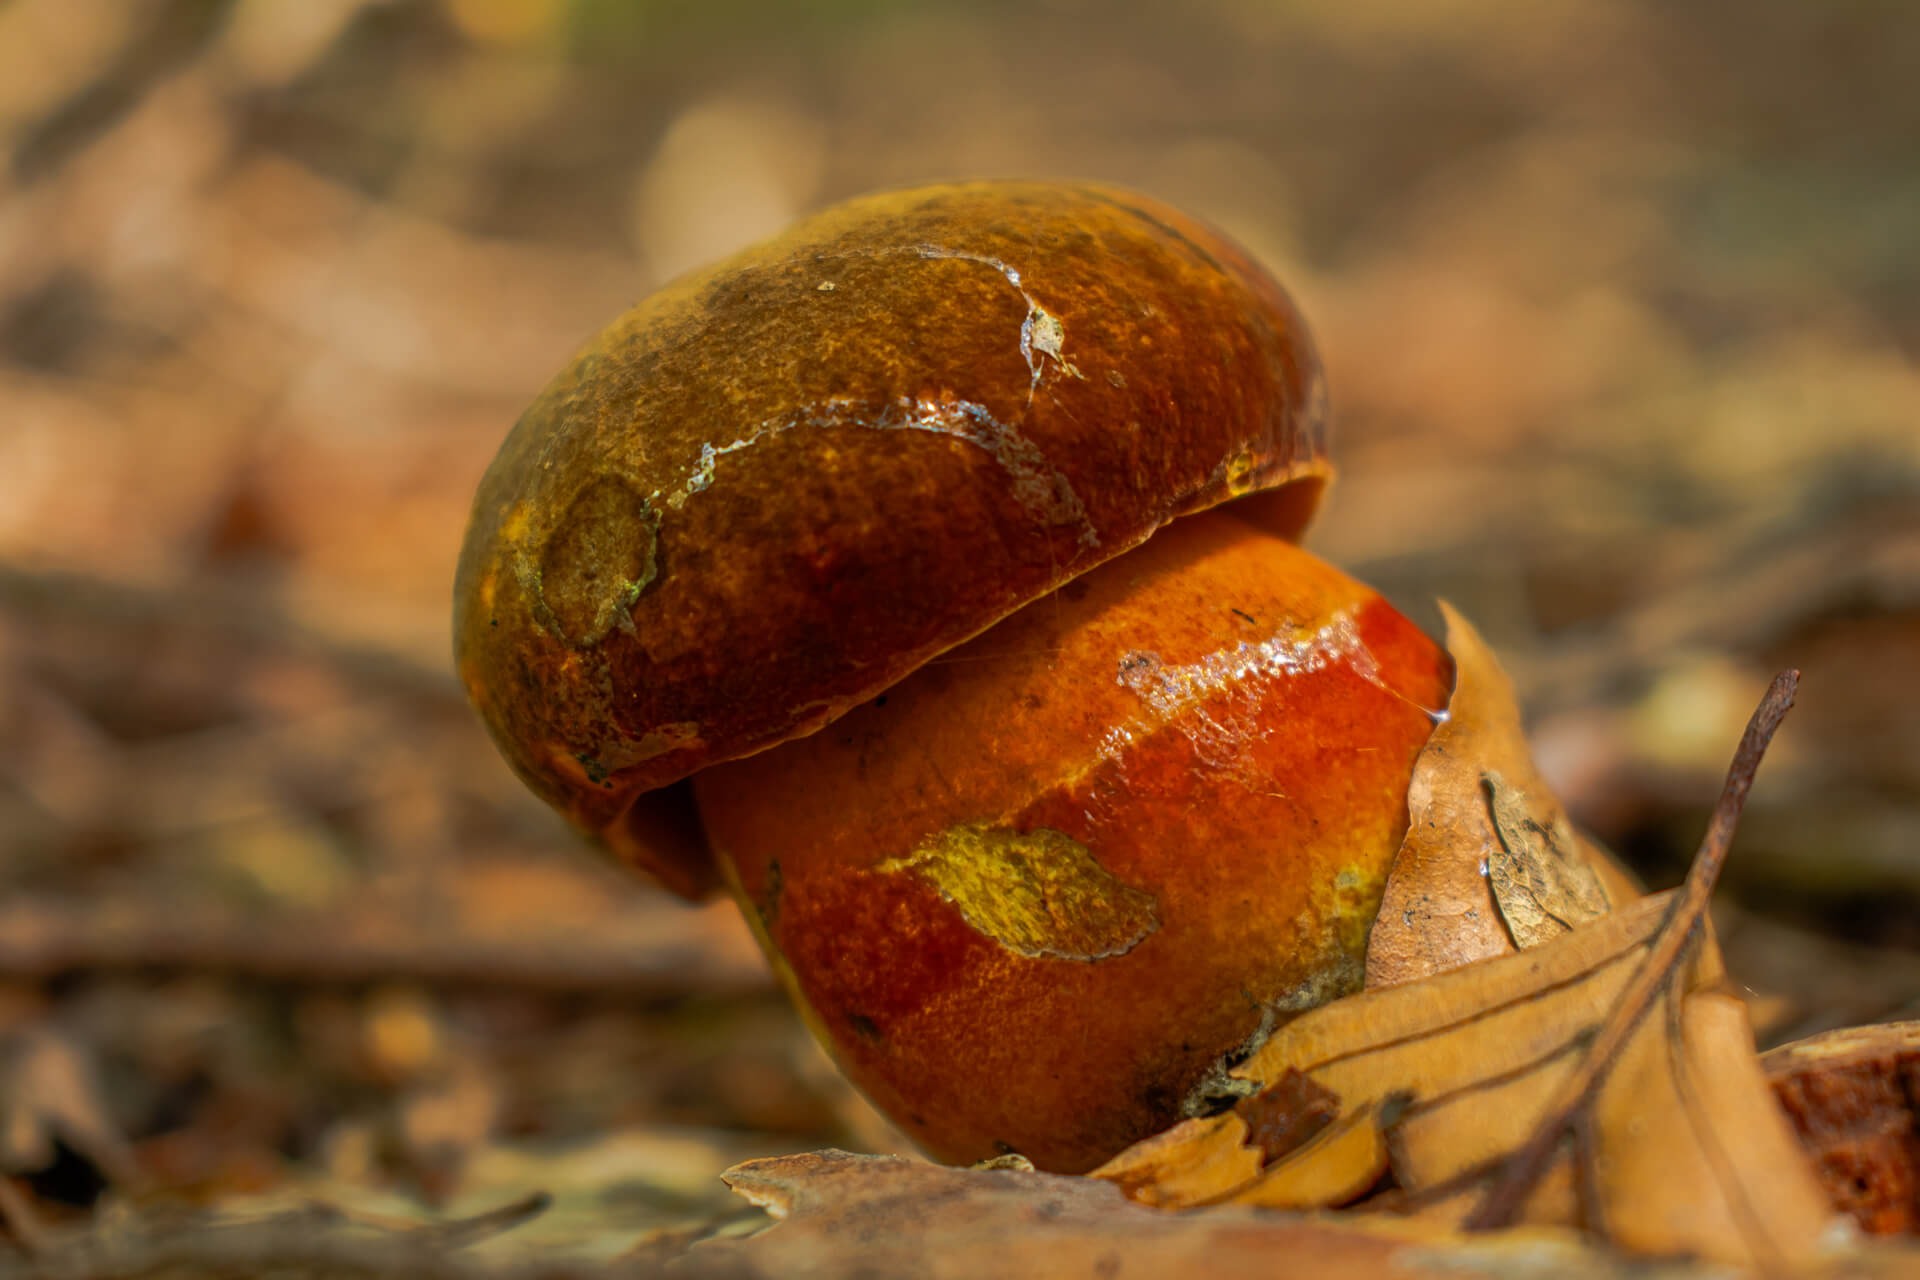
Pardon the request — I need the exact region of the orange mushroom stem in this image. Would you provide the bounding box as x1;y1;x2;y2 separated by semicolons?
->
698;510;1449;1171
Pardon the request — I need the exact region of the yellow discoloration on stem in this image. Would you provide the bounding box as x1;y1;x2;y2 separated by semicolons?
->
877;824;1159;962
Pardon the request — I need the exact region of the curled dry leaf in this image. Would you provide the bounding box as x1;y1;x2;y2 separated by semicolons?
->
1094;653;1850;1267
1366;604;1623;990
1226;1096;1395;1211
1765;1021;1920;1236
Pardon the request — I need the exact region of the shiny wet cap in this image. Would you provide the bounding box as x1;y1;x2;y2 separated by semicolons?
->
453;181;1330;892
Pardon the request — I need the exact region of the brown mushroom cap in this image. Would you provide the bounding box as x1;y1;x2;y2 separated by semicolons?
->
453;181;1330;891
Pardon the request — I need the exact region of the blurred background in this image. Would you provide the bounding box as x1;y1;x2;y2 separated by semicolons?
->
1;0;1916;1268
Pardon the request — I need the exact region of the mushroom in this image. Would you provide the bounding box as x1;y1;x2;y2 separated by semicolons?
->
454;181;1452;1173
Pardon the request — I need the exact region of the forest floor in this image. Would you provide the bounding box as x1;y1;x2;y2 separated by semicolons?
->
2;1;1916;1273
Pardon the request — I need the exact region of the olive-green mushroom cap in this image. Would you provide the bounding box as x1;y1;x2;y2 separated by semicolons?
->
454;181;1330;895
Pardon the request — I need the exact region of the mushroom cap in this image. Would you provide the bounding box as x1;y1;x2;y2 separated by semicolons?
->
453;181;1330;890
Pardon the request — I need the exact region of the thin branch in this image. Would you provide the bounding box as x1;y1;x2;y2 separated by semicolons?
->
0;898;771;995
1464;670;1800;1232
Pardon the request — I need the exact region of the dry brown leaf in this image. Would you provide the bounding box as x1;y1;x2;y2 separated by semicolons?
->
1101;889;1833;1264
700;1149;1653;1279
1458;676;1815;1242
1484;772;1611;947
1094;893;1667;1210
1224;1096;1394;1209
1581;981;1835;1259
1234;1067;1341;1162
700;1151;1920;1278
1088;1106;1265;1210
1098;669;1849;1268
1367;604;1617;988
1766;1021;1920;1236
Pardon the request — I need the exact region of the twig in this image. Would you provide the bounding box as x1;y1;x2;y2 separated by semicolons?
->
307;1190;553;1250
0;898;771;995
420;1191;553;1250
1464;669;1800;1231
0;562;458;702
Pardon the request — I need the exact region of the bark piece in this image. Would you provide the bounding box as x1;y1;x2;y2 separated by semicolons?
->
1767;1021;1920;1236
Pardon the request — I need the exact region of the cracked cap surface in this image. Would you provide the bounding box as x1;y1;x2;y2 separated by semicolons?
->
453;181;1330;890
